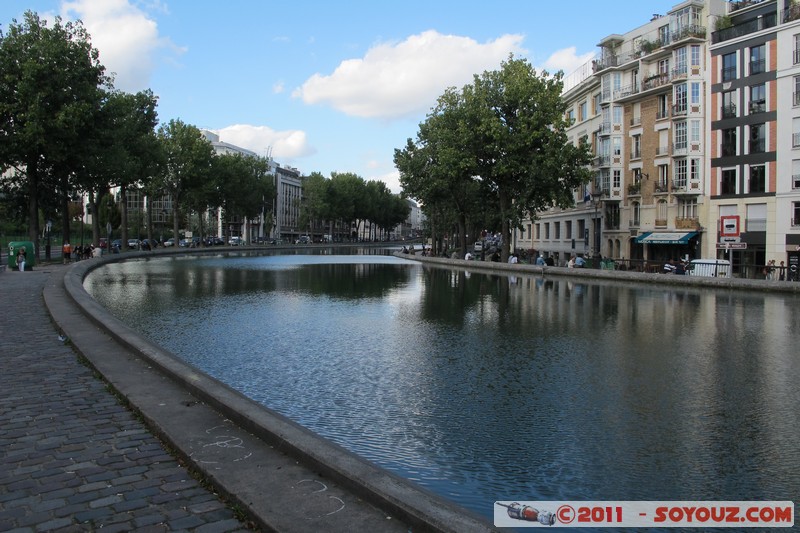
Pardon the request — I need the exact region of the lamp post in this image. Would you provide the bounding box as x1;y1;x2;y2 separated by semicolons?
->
45;219;52;261
591;191;604;261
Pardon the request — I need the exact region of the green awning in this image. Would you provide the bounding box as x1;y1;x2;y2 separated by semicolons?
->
635;231;697;245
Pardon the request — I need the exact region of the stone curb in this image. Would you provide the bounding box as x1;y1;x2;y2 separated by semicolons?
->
47;252;497;533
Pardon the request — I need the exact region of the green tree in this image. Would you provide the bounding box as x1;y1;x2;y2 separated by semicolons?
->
464;56;594;260
0;11;108;254
211;153;274;241
299;171;330;236
155;120;214;243
328;172;366;240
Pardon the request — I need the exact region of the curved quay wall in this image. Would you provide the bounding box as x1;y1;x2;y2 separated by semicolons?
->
52;247;497;533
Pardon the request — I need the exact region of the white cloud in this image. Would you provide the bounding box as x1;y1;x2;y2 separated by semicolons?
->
369;169;402;195
60;0;184;92
273;81;285;94
542;46;596;77
293;30;526;120
216;124;316;160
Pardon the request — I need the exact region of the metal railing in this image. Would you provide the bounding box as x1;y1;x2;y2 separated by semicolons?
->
721;103;737;119
749;100;766;114
712;13;777;44
749;59;766;75
793;132;800;148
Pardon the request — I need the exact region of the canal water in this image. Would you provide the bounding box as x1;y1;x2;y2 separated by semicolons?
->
84;250;800;521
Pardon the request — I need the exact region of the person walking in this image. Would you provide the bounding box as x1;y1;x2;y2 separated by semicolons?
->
16;247;26;272
62;241;72;264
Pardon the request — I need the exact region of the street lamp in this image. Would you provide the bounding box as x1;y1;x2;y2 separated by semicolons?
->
590;191;604;260
45;219;52;261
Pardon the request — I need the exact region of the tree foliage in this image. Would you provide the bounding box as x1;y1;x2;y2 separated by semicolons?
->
396;56;594;259
0;11;108;250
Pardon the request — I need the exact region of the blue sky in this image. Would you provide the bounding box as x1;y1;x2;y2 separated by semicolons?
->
2;0;679;192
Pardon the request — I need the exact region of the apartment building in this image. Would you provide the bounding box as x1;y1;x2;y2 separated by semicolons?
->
707;0;800;275
526;0;730;268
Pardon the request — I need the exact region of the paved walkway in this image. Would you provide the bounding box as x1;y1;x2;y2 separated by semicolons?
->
1;259;495;533
0;263;251;532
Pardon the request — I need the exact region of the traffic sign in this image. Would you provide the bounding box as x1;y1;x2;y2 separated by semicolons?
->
716;242;747;249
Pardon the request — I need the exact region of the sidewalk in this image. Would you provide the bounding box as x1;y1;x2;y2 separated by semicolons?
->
1;260;496;533
0;263;252;532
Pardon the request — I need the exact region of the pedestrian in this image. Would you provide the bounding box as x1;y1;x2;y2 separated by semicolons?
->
779;261;786;281
535;254;545;266
465;251;474;261
16;247;26;272
508;253;518;264
575;255;586;268
62;241;72;264
567;256;575;268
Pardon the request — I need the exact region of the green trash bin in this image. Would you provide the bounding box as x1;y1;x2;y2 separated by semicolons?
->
9;241;35;271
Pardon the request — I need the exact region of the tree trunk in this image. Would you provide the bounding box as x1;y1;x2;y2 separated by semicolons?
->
120;185;129;250
26;161;40;258
499;188;512;263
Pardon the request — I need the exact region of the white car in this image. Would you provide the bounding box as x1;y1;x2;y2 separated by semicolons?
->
228;237;245;246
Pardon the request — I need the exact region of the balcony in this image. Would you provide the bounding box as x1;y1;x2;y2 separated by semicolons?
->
721;143;737;157
597;122;612;136
642;73;671;92
672;66;688;81
712;13;777;44
721;66;737;82
675;217;700;230
656;145;671;156
654;183;670;194
749;59;766;75
615;84;639;100
628;183;641;196
630;115;641;127
721;103;737;119
785;3;800;23
673;142;688;156
595;155;611;167
656;107;671;120
672;104;688;117
671;25;706;42
749;139;765;154
630;147;641;160
749;100;766;114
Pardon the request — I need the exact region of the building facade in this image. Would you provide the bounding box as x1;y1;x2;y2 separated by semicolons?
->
525;0;800;275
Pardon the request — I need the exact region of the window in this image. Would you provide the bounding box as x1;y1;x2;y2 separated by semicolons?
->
657;94;669;119
675;47;687;76
795;34;800;65
679;198;698;218
691;45;701;68
657;164;670;192
535;224;540;239
795;76;800;106
658;24;670;45
658;58;670;76
674;122;687;151
721;169;737;194
722;52;736;81
593;93;601;115
749;123;765;154
565;220;572;239
691;120;701;143
544;223;550;240
675;159;687;187
606;203;620;230
749;44;765;75
749;165;766;193
722;128;737;157
567;109;575;123
612;137;621;156
599;170;610;191
656;200;668;224
794;118;800;147
674;84;687;114
613;169;621;189
577;220;585;240
632;135;641;159
750;83;766;114
579;101;588;122
722;90;736;118
794;202;800;226
690;158;701;182
631;202;641;227
612;105;623;125
554;221;561;240
690;82;701;105
793;160;800;189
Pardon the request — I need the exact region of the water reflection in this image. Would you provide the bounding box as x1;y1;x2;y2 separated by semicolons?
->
85;253;800;521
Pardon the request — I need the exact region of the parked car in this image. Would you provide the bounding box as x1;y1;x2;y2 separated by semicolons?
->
228;236;245;246
164;238;175;247
127;238;141;249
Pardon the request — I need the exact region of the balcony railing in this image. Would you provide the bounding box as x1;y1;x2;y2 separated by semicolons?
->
785;3;800;23
630;115;641;127
597;122;612;135
722;144;737;157
615;84;639;100
793;132;800;148
750;139;765;154
721;66;737;82
794;92;800;107
749;59;766;75
628;183;641;195
654;183;670;193
721;103;737;119
595;155;611;167
630;148;641;160
672;66;688;81
712;13;777;44
673;142;688;155
642;73;671;92
672;104;688;117
673;178;687;190
671;25;706;42
749;100;766;114
656;107;670;120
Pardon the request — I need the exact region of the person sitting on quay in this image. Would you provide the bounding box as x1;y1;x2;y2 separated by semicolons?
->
663;259;677;274
575;255;586;268
567;256;575;268
508;253;518;264
535;254;546;266
465;251;474;261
